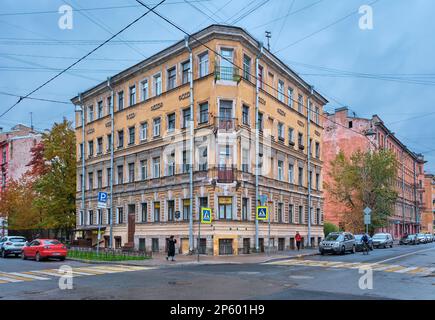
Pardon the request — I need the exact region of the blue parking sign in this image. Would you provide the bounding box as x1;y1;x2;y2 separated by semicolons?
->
256;206;268;220
98;192;108;209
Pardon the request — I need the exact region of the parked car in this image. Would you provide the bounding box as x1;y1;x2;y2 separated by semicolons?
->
403;234;418;245
372;233;393;248
416;233;427;244
354;234;373;251
0;236;27;258
21;239;67;261
319;232;356;255
424;233;434;243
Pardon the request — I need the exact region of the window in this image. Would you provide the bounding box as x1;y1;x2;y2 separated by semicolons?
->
278;80;284;102
141;79;148;101
88;140;94;157
107;96;112;115
183;199;190;221
278;203;283;223
140;122;147;141
242;105;249;125
298;206;303;224
153;73;162;96
141;203;147;222
288;87;293;108
218;197;232;220
129;85;136;106
289;204;294;223
309;170;313;188
97;209;102;225
117;207;124;224
288;163;294;184
118;91;124;111
258;65;264;88
258;112;264;131
89;210;94;225
316;208;321;225
153;157;160;178
278;122;285;141
79;211;84;226
198;147;207;171
79;143;84;159
199;102;208;123
298;166;303;186
167;200;175;221
117;130;124;148
167;67;176;90
198;52;209;77
316;173;320;190
220;48;234;80
97;170;102;189
153;118;161;137
288;127;294;145
167;113;176;132
140;160;147;180
128;162;135;182
182;108;191;129
107;134;112;152
298;94;303;114
88;172;93;190
117;165;123;184
87;105;94;122
199;197;208;210
106;168;111;187
278;160;284;181
182;61;190;84
167;152;175;176
243;55;251;80
242;198;248;221
298;132;304;149
97;101;103;119
128;126;135;145
315;142;320;159
242;148;249;172
182;150;190;173
315;106;320;124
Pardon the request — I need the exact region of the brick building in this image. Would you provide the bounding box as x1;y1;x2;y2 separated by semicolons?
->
323;107;425;238
71;25;327;255
422;173;435;234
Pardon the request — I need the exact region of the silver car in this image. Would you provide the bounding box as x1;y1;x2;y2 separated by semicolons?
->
0;236;27;258
372;233;394;248
319;232;356;255
416;233;427;244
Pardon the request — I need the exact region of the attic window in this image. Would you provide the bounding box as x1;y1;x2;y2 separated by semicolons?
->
348;121;353;128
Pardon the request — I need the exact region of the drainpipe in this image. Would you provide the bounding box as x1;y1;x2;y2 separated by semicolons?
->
255;43;264;252
307;86;314;248
185;36;194;254
413;160;418;234
79;93;86;236
107;77;115;249
401;150;405;237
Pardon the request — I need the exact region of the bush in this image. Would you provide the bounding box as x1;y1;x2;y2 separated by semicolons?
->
324;222;339;237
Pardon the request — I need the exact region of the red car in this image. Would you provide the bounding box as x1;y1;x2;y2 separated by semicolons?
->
22;239;68;262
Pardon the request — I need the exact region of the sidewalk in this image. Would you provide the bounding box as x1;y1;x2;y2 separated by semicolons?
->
77;248;319;267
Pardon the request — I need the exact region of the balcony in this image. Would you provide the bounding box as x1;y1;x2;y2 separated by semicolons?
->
215;117;237;132
217;165;235;183
214;65;241;82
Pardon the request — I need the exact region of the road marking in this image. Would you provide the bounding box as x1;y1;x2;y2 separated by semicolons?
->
372;246;435;265
0;275;24;283
371;264;398;271
72;268;110;274
27;270;64;277
8;272;50;280
408;267;429;274
0;273;33;281
383;265;407;272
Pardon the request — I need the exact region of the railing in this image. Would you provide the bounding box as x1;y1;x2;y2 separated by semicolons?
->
214;65;241;82
217;165;235;183
215;117;236;131
68;246;152;260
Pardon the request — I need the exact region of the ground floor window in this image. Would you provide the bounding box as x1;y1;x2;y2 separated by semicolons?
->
139;238;145;251
115;236;122;249
242;238;250;254
219;239;233;255
152;238;159;252
278;238;285;251
218;197;232;220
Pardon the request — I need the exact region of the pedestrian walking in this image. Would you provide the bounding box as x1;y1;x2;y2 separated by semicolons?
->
166;235;177;261
295;231;302;251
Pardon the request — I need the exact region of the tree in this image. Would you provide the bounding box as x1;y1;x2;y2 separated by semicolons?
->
325;149;398;234
324;222;339;237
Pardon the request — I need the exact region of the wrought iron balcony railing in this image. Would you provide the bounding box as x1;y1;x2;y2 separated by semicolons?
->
215;117;236;131
217;165;235;183
214;65;241;82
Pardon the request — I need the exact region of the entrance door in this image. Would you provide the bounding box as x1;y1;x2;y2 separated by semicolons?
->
243;238;250;254
259;238;264;252
181;238;189;254
278;238;285;251
127;204;136;245
219;239;233;255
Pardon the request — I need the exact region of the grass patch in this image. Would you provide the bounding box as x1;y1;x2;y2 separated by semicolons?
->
67;250;150;262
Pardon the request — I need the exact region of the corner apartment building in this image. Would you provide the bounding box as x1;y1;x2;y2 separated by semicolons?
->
422;173;435;234
71;25;327;255
323;107;425;238
0;124;42;236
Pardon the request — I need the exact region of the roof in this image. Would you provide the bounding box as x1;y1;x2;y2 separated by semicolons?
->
71;24;328;105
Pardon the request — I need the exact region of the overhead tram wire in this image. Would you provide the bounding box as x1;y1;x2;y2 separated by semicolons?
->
230;0;271;25
193;0;234;31
272;0;295;49
0;0;167;119
183;0;220;24
0;91;72;105
134;0;383;146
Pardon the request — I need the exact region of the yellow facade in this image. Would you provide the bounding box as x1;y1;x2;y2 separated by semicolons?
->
72;25;327;255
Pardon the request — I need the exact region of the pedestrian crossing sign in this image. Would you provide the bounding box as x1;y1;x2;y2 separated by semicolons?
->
201;207;212;224
256;206;268;220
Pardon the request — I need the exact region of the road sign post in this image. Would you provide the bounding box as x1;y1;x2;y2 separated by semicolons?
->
97;192;108;255
198;208;212;262
364;207;372;235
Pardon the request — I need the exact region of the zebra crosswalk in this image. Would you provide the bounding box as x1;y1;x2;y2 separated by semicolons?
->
265;259;435;276
0;264;154;285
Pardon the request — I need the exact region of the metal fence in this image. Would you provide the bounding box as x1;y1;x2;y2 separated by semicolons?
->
68;246;152;260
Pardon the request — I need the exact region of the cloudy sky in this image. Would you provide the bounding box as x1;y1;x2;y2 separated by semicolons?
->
1;0;434;172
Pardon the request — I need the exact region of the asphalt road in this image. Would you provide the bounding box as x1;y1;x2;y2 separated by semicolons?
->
0;242;434;300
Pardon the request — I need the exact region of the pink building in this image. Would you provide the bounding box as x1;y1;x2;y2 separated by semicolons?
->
323;107;425;239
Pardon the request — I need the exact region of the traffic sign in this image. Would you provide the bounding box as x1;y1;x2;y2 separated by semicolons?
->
363;207;372;215
201;207;212;224
259;195;268;206
256;206;268;220
364;214;371;225
97;191;108;209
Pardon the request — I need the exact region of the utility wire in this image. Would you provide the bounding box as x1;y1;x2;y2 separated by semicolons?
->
0;91;71;105
183;0;219;23
0;0;166;119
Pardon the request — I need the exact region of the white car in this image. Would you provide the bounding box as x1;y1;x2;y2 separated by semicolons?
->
0;236;27;258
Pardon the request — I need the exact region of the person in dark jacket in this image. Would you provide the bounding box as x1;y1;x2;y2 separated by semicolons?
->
166;235;177;261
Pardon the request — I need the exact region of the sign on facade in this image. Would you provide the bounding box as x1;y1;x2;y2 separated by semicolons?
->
97;192;108;209
256;206;268;220
201;207;212;224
